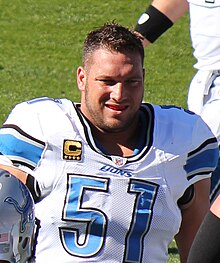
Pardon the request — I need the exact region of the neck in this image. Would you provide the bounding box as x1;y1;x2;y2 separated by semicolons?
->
91;120;140;157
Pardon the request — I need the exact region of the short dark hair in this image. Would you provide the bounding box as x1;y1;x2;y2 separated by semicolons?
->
82;22;144;67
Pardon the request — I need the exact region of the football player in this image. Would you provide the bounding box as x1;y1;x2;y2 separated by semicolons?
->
135;0;220;203
0;22;218;263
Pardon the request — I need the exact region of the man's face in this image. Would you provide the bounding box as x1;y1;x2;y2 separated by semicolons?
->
77;48;144;133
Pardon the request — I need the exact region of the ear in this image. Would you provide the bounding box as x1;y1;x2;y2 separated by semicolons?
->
77;66;86;91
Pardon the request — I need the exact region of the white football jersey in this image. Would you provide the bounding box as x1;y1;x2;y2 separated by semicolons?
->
0;97;218;263
187;0;220;70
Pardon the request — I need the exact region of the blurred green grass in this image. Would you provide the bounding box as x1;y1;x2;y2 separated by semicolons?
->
0;1;195;261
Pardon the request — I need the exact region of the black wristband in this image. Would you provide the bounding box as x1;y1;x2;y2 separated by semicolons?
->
135;5;173;43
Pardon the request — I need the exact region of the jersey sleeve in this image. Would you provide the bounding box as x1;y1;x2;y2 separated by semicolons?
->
0;97;71;200
0;99;46;170
154;104;219;192
185;114;219;185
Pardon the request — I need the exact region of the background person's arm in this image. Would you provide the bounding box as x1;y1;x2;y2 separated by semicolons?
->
135;0;189;47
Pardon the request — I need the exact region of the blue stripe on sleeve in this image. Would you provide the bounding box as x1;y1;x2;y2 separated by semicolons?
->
0;134;44;166
184;147;219;179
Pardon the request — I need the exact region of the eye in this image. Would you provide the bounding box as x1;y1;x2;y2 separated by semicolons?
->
99;79;116;86
125;79;141;86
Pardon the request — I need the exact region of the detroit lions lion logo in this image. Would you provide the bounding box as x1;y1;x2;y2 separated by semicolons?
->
4;181;34;233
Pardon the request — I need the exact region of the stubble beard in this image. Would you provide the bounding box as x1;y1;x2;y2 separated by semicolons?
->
84;94;138;134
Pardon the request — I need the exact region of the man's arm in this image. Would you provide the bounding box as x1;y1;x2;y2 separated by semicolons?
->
0;163;28;184
211;193;220;217
175;178;210;263
151;0;188;22
135;0;189;47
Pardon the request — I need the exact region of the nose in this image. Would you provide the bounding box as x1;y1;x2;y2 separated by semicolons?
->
110;82;124;101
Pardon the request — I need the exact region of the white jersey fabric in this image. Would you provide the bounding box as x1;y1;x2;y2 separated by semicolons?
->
187;0;220;125
188;0;220;71
186;0;220;201
0;97;218;263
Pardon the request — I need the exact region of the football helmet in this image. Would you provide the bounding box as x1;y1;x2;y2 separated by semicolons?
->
0;169;35;263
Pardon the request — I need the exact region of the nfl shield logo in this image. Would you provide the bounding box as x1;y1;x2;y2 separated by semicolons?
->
111;156;127;167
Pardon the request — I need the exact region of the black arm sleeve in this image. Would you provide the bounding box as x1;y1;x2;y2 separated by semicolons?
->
177;184;194;207
187;211;220;263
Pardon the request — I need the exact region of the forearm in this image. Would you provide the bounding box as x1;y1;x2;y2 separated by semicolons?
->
0;163;28;184
151;0;188;22
135;0;188;46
